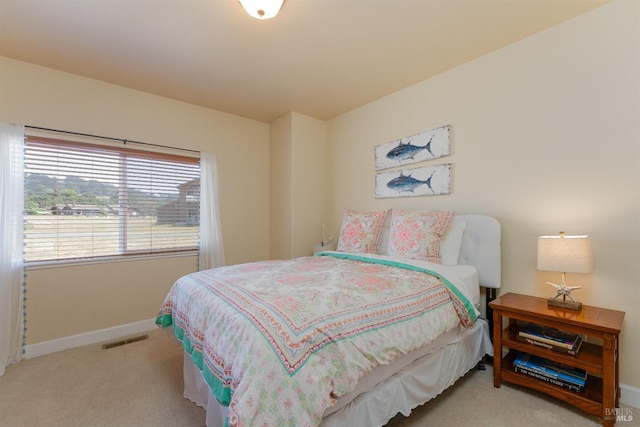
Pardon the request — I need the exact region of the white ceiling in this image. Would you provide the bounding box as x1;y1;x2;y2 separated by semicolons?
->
0;0;610;123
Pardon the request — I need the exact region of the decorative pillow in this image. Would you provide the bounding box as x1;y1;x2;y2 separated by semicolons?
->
440;218;466;266
336;209;388;254
387;210;456;263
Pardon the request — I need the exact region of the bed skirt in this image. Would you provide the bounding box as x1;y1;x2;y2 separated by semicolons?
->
183;318;492;427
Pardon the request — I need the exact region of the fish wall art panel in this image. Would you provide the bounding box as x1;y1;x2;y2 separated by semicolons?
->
375;124;450;171
375;164;451;199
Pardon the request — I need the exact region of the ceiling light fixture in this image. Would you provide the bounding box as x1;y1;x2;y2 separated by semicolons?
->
238;0;285;20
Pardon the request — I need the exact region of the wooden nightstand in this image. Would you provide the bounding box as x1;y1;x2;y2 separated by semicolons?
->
490;292;625;426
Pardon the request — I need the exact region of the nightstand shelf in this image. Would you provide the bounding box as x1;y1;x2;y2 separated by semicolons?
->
502;349;604;414
501;327;603;373
490;293;625;427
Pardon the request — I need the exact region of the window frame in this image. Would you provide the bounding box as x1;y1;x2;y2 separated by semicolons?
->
24;135;201;267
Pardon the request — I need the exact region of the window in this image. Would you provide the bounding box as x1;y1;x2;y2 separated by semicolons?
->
24;135;200;264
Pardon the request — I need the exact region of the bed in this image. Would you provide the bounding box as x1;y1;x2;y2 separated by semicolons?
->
157;211;501;427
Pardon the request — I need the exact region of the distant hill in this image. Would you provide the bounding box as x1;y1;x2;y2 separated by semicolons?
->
25;173;177;215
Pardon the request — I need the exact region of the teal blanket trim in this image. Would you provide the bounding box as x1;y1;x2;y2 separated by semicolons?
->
155;315;233;407
316;252;477;323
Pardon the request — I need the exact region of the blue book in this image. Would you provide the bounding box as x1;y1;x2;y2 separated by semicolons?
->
514;365;583;392
514;353;586;386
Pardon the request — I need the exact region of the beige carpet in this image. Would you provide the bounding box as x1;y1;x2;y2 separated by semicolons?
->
0;328;637;427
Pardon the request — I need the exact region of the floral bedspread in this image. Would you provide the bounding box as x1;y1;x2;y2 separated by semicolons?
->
156;252;476;427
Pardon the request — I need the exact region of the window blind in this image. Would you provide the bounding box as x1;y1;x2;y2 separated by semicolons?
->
24;136;200;263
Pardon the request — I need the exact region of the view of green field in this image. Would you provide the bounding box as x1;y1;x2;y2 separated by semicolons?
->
24;215;198;262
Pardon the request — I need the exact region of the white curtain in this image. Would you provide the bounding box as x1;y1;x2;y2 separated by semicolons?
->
0;123;25;376
199;152;225;271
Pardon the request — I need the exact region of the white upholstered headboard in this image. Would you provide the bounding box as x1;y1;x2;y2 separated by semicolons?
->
376;211;501;289
457;214;501;289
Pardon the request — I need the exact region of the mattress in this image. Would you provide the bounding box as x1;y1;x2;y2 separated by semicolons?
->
441;264;479;310
325;324;462;416
160;254;482;426
321;318;492;427
326;263;479;416
183;318;492;427
179;263;484;426
343;254;480;311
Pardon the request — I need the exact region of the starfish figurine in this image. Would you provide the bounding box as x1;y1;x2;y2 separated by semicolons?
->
547;281;582;304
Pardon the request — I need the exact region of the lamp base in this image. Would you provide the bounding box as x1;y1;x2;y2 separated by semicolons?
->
547;297;582;311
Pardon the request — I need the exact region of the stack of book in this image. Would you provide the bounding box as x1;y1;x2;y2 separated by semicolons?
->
513;352;587;392
518;322;583;355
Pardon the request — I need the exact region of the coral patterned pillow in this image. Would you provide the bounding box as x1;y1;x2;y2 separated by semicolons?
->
387;210;456;263
336;209;388;254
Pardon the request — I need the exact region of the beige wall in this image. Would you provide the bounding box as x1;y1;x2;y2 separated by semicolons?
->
270;113;293;259
0;57;271;343
25;257;196;343
326;0;639;388
291;113;328;257
270;112;328;259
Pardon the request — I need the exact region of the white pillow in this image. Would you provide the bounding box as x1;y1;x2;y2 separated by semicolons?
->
440;218;466;266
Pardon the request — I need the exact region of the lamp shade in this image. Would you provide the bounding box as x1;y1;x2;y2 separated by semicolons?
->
537;233;593;274
238;0;285;19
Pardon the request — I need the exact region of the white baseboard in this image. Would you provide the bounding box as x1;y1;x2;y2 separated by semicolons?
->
621;383;640;409
24;318;157;359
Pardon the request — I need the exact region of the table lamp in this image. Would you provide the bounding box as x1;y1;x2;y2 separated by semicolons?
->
537;231;593;310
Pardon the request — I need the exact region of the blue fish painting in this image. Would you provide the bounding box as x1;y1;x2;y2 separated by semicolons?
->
385;137;433;162
375;164;451;198
386;171;434;193
375;124;450;171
